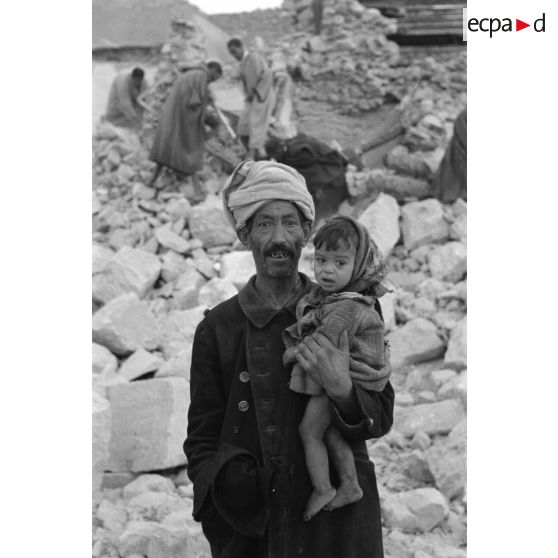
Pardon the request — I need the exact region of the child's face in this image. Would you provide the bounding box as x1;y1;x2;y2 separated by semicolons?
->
314;244;356;293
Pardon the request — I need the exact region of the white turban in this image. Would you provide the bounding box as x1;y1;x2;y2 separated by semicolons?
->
222;160;315;231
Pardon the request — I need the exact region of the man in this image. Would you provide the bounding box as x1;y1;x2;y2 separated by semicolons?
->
104;67;147;129
184;160;394;558
227;38;275;160
312;0;324;35
265;133;350;223
431;107;467;203
269;53;297;140
148;61;223;197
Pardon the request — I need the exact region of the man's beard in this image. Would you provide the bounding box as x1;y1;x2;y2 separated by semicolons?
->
254;241;302;279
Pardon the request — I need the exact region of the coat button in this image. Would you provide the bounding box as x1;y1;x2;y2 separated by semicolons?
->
239;371;250;383
238;400;249;412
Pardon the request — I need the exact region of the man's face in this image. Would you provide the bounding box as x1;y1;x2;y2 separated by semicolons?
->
239;201;311;280
228;44;243;61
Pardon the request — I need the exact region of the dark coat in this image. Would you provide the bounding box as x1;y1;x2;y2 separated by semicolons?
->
149;68;209;175
184;274;395;558
431;108;467;203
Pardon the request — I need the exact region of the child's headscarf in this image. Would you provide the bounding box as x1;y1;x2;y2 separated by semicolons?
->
319;215;390;298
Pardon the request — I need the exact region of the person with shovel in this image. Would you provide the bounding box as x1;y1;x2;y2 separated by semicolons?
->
148;61;223;198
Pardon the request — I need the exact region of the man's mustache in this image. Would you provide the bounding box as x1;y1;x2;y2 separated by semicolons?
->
263;243;296;258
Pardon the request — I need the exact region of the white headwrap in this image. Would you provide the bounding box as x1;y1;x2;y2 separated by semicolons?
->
222;160;315;231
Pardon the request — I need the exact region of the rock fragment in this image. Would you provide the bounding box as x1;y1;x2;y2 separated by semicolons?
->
387;318;446;369
107;377;189;472
401;199;450;250
394;399;465;436
92;293;161;356
382;487;449;532
358;192;401;257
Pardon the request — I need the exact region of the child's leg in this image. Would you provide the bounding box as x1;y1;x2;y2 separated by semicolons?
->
323;426;363;510
299;394;336;521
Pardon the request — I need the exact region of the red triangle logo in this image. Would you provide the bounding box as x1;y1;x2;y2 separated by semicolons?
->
516;19;530;31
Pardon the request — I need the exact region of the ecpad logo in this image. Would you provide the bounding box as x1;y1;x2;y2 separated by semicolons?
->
463;11;546;39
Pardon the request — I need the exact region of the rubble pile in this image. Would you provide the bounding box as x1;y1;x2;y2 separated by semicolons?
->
92;161;467;556
92;7;467;557
276;0;400;114
344;72;466;203
275;0;466;117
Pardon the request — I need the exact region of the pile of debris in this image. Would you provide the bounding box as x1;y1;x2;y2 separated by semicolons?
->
270;0;466;117
92;6;467;556
344;74;466;204
275;0;400;114
92;142;467;554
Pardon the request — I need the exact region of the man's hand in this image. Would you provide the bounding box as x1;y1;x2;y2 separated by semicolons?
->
295;331;352;400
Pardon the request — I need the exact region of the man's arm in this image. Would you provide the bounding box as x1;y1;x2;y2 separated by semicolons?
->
183;319;226;518
295;331;394;441
184;318;269;535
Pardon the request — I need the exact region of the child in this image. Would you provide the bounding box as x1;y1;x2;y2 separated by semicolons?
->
283;215;391;521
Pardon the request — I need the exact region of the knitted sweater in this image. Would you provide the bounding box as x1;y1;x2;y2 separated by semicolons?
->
282;286;391;396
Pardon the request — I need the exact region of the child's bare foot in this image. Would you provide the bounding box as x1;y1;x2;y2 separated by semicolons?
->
324;483;363;511
303;487;336;521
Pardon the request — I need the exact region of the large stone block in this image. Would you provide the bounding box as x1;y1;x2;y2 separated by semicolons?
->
107;377;189;472
125;491;188;522
155;225;190;254
159;306;206;359
444;317;467;370
161;252;191;283
382;487;449;533
387;318;446;369
92;293;161;356
119;519;209;558
400;199;450;251
198;277;238;308
118;348;164;381
93;392;112;501
426;419;466;500
438;370;467;408
220;250;256;288
93;342;118;376
358;192;401;257
92;244;115;275
385;145;432;180
93;246;162;304
96;498;128;534
188;195;236;248
122;474;176;500
428;242;467;283
394;399;465;437
156;348;192;382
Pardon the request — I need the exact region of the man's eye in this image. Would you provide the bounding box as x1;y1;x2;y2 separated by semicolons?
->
258;222;271;229
337;261;346;266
